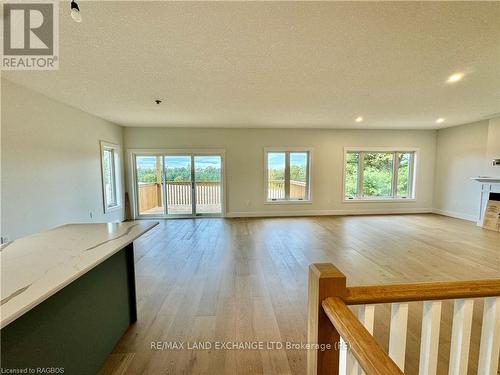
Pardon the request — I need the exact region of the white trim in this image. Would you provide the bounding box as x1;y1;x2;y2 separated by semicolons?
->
226;207;432;218
263;200;313;205
128;152;138;219
344;146;420;152
264;147;313;204
264;146;315;152
127;148;226;155
343;198;417;203
100;141;122;214
431;208;476;222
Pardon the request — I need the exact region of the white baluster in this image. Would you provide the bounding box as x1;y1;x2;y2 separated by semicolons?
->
448;299;474;375
389;302;409;371
478;297;500;375
358;304;375;334
350;305;375;375
339;337;355;375
419;300;442;375
339;305;375;375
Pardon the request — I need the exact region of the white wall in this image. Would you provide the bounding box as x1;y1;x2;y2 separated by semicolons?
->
485;117;500;176
124;127;437;217
432;120;495;221
1;79;125;240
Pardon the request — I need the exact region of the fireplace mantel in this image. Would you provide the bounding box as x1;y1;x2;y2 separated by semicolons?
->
472;177;500;225
471;176;500;184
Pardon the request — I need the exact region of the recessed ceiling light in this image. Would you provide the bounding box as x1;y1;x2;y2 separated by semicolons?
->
436;118;445;124
447;72;464;83
355;116;363;123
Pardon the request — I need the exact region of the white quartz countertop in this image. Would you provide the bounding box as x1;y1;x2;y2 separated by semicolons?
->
0;221;158;328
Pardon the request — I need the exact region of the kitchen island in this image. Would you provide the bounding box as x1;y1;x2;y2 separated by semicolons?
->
0;221;158;374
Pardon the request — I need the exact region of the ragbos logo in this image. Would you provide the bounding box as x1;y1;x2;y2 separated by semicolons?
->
2;0;59;70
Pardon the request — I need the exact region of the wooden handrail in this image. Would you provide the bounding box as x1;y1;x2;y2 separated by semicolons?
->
322;297;404;375
308;263;500;375
343;279;500;305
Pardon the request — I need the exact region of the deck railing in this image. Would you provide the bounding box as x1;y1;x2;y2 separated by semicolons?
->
138;181;221;212
307;263;500;375
138;182;163;212
268;180;307;200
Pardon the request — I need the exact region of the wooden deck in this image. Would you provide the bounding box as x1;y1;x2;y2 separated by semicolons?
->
98;214;500;375
142;204;222;215
138;182;222;216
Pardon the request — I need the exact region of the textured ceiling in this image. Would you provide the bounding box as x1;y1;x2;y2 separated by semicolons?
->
3;1;500;129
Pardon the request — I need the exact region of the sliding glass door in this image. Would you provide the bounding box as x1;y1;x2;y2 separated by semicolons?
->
133;151;223;218
164;155;193;215
135;156;164;216
194;155;222;215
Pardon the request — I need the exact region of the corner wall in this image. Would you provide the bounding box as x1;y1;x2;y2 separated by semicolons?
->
485;117;500;176
1;79;125;240
123;127;437;217
433;119;500;221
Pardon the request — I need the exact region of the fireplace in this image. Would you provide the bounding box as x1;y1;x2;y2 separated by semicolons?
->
472;177;500;226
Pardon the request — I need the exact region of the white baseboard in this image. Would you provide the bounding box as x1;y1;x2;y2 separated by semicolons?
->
226;208;433;218
431;208;477;222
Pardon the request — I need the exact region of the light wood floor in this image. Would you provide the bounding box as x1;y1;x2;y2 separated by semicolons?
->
98;214;500;375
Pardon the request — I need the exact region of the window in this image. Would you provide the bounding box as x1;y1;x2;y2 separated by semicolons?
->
100;141;120;212
265;149;311;202
344;149;416;200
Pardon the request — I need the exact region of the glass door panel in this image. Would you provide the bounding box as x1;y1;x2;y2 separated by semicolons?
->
135;156;164;216
164;156;193;215
194;155;222;215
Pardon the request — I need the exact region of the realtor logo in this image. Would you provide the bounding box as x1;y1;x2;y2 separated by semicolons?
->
2;0;59;70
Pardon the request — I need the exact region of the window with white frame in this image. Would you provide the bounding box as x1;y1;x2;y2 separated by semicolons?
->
344;149;416;200
100;141;120;212
265;149;311;202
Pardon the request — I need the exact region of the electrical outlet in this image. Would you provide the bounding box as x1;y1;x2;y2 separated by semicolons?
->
89;211;93;219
